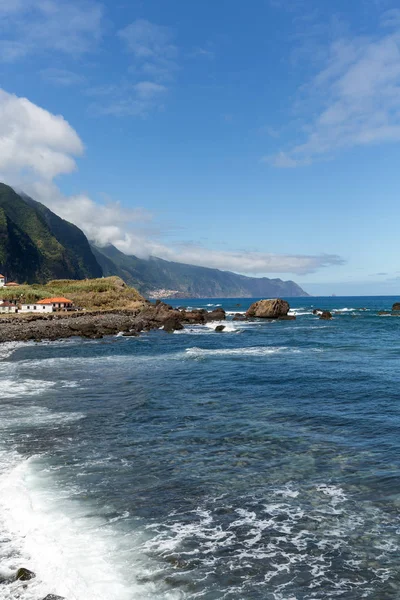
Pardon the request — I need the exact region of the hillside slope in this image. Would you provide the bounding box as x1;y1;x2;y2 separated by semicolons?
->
92;244;309;298
0;183;102;283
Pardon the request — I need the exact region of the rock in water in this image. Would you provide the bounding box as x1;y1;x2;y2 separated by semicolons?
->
392;303;400;311
42;596;65;600
163;317;184;333
320;311;333;320
246;299;290;319
15;568;35;581
215;325;225;332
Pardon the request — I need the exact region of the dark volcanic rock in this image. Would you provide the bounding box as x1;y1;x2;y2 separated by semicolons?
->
215;325;225;332
233;313;247;321
319;311;333;320
207;308;226;321
246;299;289;319
163;317;184;333
0;302;229;345
378;311;390;315
392;303;400;311
15;568;35;581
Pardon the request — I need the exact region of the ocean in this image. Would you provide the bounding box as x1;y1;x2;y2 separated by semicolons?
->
0;296;400;600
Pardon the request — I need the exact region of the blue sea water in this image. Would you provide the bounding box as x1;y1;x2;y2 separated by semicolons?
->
1;296;400;600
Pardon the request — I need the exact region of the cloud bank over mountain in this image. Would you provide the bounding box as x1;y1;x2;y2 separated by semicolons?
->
0;87;343;276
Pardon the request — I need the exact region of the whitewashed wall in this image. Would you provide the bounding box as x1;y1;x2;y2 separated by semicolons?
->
20;304;53;313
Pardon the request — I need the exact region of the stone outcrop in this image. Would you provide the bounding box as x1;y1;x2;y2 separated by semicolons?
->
246;299;290;319
15;568;35;581
215;325;225;332
0;303;227;343
392;303;400;311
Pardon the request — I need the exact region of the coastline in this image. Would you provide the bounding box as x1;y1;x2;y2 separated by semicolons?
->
0;302;227;344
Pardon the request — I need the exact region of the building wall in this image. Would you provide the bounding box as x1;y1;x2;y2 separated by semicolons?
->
0;278;5;288
20;304;53;313
0;306;17;313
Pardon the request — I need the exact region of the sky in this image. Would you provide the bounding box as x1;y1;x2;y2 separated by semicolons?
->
0;0;400;295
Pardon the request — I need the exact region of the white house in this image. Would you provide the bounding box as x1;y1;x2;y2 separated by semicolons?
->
0;274;5;288
38;297;74;310
20;303;54;313
0;301;17;314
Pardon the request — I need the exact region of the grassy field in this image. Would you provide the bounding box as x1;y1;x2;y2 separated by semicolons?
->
0;276;146;311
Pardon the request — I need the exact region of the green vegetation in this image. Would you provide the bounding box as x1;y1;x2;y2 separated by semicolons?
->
92;244;309;298
0;276;145;311
0;183;102;283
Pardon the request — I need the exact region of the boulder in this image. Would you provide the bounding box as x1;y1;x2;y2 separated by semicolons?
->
392;303;400;311
215;325;225;332
319;311;332;320
163;317;184;333
246;299;290;319
206;308;226;321
378;311;390;315
233;313;247;321
15;568;35;581
42;596;65;600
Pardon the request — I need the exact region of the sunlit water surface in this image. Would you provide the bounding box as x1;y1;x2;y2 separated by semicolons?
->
0;297;400;599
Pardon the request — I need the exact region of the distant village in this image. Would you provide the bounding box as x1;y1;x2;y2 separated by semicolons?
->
0;274;74;314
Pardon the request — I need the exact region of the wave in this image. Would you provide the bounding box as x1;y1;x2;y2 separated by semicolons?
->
0;458;185;600
185;346;301;358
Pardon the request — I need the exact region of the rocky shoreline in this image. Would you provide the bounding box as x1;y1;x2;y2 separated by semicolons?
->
0;301;228;344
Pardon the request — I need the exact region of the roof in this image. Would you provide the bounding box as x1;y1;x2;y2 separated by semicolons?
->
0;274;4;278
5;282;19;287
37;297;73;304
0;301;14;307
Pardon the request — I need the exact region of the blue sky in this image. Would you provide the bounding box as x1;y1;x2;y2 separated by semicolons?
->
1;0;400;295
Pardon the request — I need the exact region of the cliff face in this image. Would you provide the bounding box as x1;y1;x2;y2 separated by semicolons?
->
0;184;102;283
0;181;309;297
92;244;309;298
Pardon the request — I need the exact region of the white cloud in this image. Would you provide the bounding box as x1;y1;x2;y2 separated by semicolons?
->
269;14;400;166
0;88;343;277
118;19;177;81
0;0;103;61
0;89;83;180
135;81;167;99
40;68;86;87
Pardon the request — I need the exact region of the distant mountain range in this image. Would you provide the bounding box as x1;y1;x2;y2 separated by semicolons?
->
0;183;309;297
92;244;309;298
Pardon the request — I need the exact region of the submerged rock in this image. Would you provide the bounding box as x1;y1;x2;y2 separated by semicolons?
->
215;325;225;332
15;568;35;581
41;596;65;600
246;299;290;319
278;315;296;320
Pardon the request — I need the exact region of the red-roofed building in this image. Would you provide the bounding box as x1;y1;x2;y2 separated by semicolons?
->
0;301;17;314
37;297;73;309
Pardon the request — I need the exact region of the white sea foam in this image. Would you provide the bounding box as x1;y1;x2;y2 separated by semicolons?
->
0;458;184;600
174;322;241;335
185;346;300;358
0;378;55;399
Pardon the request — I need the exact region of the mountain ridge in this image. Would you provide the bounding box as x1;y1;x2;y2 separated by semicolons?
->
92;243;309;298
0;182;309;297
